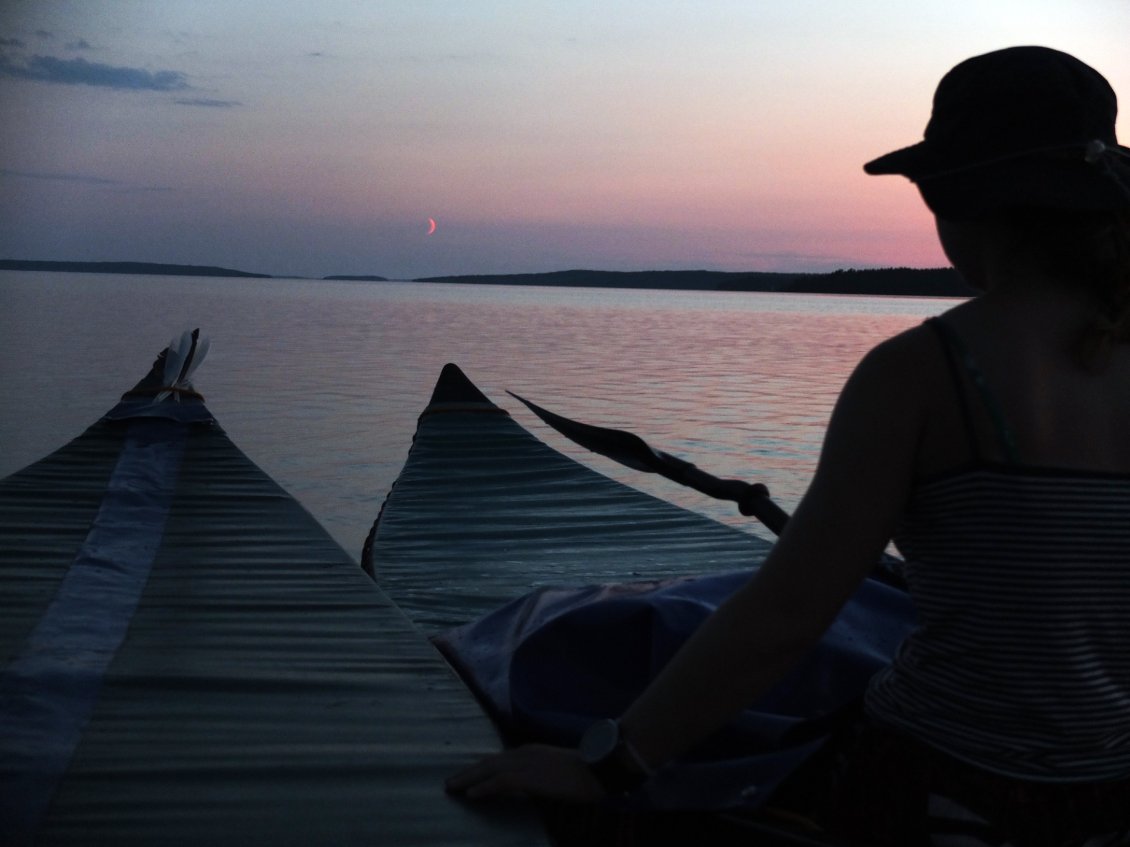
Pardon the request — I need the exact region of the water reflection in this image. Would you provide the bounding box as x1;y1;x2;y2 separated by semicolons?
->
0;273;956;558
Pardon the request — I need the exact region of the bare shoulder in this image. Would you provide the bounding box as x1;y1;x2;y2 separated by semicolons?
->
871;320;942;364
818;320;955;480
817;321;945;470
842;322;945;408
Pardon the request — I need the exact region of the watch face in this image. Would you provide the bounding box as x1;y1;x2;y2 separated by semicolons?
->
579;718;619;764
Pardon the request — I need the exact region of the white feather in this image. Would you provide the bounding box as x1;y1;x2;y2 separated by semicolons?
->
156;329;203;402
181;335;210;384
162;330;193;386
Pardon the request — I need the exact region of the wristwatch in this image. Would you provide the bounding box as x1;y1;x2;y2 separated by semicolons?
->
578;718;652;797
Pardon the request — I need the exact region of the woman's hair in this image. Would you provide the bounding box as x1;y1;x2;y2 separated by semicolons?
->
999;207;1130;369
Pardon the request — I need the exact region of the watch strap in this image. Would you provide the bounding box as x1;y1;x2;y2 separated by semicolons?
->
581;719;651;797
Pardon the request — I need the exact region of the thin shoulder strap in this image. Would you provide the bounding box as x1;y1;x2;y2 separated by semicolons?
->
926;317;982;461
925;317;1020;465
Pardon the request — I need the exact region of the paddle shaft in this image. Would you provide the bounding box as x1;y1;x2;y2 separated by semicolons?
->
509;391;791;535
654;450;790;535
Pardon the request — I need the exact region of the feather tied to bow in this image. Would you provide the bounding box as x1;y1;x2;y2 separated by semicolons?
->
156;328;210;402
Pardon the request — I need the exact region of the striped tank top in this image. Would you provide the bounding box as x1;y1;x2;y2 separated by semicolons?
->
865;319;1130;781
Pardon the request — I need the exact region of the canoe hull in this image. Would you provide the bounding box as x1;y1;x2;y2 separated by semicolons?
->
1;351;543;846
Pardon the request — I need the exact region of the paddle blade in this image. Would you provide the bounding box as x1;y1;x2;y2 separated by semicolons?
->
507;391;669;475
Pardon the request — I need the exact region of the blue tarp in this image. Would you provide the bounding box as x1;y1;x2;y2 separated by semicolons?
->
436;569;915;810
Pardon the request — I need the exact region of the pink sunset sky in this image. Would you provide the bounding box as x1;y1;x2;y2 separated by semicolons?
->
1;1;1128;280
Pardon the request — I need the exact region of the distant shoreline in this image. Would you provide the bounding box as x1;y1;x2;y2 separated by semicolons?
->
414;268;973;297
0;260;271;279
1;260;974;297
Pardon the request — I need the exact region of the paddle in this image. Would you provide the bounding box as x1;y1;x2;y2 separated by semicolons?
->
507;391;791;536
507;391;907;589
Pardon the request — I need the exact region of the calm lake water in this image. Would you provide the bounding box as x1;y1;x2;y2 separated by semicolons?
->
0;271;957;560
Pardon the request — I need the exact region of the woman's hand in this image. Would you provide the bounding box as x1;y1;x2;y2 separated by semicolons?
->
446;744;606;802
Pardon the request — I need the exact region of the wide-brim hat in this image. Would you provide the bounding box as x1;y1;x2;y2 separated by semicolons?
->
864;46;1130;219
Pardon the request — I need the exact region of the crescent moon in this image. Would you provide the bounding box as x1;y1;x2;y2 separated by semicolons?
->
426;217;437;235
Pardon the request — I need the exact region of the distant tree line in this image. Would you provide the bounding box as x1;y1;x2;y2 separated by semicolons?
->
418;267;973;297
1;260;974;296
780;267;973;297
0;260;270;278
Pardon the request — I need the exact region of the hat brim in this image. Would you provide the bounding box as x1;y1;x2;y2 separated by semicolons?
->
915;150;1130;219
863;141;935;177
865;137;1130;218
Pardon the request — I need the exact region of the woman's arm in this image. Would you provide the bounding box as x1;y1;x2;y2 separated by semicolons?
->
447;329;929;800
619;332;926;767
